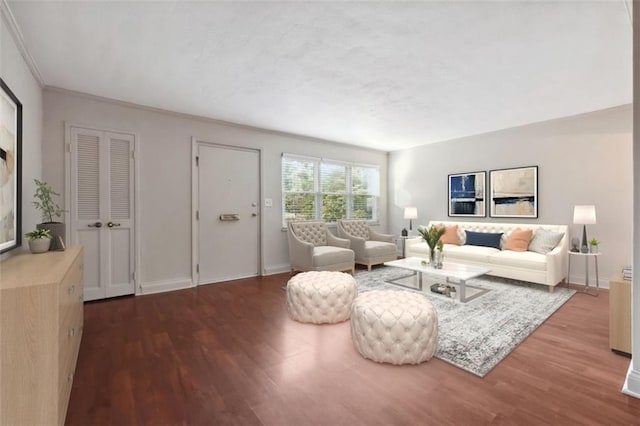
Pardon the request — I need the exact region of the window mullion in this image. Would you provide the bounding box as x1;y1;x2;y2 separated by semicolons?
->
315;159;322;220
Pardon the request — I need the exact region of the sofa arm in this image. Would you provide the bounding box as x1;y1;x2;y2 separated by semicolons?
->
327;231;351;249
369;228;394;243
545;245;568;286
404;237;426;258
404;237;423;248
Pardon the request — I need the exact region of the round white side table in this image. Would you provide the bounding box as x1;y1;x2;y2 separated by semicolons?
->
567;251;600;297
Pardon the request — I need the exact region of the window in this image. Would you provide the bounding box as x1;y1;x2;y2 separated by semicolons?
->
282;154;380;226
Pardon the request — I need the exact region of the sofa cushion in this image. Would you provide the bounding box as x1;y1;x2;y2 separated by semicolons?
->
489;250;547;271
504;228;533;252
529;228;564;254
465;231;503;249
443;245;499;263
364;240;397;257
437;224;460;245
312;246;354;267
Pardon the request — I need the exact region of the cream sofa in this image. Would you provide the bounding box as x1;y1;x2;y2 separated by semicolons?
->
405;221;568;291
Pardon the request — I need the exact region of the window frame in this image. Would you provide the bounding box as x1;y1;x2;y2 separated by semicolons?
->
281;154;380;227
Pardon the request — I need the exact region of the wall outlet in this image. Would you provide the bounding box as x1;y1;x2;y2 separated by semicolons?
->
264;198;273;207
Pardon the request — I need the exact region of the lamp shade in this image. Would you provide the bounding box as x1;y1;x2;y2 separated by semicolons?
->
573;205;596;225
404;207;418;220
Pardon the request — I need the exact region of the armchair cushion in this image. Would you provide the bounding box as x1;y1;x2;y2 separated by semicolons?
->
313;246;354;268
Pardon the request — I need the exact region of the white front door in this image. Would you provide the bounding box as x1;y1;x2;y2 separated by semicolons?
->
195;143;260;284
67;125;136;301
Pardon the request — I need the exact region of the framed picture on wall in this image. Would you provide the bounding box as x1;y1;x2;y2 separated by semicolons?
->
448;171;486;217
489;166;538;218
0;79;22;254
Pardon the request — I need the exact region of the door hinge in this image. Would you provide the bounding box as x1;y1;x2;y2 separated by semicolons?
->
196;210;199;220
131;150;136;159
195;156;199;166
66;143;71;153
196;264;199;273
132;271;136;280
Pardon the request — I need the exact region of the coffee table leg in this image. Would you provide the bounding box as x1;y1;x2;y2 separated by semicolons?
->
459;279;467;302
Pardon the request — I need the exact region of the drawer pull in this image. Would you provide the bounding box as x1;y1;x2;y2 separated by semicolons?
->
68;327;75;338
68;284;75;295
68;372;74;382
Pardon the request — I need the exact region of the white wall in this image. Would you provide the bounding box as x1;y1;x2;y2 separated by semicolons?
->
0;10;43;261
389;106;633;288
41;89;389;289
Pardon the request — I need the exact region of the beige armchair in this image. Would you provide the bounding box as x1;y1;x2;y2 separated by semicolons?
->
287;221;355;273
337;219;397;271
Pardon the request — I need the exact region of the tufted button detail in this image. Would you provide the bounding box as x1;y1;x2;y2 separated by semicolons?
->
350;290;438;365
286;271;357;324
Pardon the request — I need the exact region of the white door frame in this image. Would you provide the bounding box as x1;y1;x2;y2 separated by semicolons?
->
191;138;264;285
64;122;141;295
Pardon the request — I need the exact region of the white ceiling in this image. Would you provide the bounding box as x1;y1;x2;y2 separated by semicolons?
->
5;1;633;151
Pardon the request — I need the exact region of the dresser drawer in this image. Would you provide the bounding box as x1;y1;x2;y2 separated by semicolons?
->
59;256;83;324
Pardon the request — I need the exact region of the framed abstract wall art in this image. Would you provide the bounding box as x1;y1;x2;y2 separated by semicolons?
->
448;171;486;217
489;166;538;218
0;79;22;253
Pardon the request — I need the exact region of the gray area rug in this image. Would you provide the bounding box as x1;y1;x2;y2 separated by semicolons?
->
354;267;576;377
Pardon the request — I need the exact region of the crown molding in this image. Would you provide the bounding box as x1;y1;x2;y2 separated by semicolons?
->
1;0;46;87
44;85;390;155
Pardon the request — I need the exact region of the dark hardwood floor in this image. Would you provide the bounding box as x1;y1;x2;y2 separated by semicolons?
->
66;270;640;425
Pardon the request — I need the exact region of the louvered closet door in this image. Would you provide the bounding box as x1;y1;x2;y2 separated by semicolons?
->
70;127;135;301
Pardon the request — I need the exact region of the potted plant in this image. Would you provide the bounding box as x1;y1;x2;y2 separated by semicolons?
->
417;225;446;267
32;179;65;250
435;239;445;269
589;238;600;253
25;228;52;254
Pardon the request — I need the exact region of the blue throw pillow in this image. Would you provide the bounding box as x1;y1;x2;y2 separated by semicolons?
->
465;230;503;249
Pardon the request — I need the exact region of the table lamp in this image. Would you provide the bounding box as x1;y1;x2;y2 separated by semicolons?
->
573;205;596;253
404;207;418;232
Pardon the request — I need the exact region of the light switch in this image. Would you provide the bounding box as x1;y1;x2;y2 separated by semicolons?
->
264;198;273;207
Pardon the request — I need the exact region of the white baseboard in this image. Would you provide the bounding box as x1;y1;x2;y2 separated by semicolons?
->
264;263;291;275
623;362;640;399
568;274;610;289
138;277;194;295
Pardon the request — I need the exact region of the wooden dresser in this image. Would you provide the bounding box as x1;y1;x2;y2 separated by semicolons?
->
609;273;632;356
0;246;84;425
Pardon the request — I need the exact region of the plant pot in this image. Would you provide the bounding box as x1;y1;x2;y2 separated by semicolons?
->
28;238;51;254
37;222;65;251
590;246;599;254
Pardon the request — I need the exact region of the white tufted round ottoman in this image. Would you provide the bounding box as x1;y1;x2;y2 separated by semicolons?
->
350;290;438;365
286;271;358;324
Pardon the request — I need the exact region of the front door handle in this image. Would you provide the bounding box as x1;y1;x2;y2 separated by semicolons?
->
88;222;102;228
107;221;121;228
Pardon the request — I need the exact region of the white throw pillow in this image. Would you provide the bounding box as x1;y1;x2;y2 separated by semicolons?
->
529;228;564;254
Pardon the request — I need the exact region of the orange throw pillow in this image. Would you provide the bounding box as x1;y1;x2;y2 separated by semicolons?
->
504;228;533;252
437;224;460;245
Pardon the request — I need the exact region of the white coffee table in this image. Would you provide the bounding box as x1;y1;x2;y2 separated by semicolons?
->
383;257;491;303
